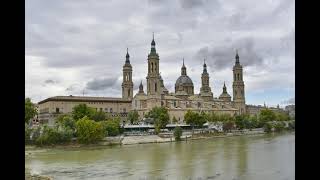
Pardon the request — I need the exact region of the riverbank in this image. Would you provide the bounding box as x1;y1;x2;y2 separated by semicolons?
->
25;129;282;151
25;168;52;180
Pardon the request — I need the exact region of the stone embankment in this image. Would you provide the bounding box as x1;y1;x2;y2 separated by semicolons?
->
25;168;52;180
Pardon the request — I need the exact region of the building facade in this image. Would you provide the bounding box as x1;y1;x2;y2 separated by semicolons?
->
132;35;246;122
38;34;249;125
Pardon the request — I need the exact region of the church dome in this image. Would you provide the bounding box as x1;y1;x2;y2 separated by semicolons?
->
175;75;194;86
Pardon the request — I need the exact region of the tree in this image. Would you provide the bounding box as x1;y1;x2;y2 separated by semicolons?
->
184;110;197;128
276;112;290;121
72;104;95;121
263;122;273;133
274;121;285;132
172;116;178;124
146;107;170;129
25;123;32;144
127;110;139;124
91;110;106;122
25;98;37;124
101;119;121;136
56;114;76;131
173;126;182;141
259;109;276;124
75;116;105;144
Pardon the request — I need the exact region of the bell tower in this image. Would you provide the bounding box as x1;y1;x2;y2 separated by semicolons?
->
232;50;246;114
146;33;161;96
122;48;133;100
199;59;213;101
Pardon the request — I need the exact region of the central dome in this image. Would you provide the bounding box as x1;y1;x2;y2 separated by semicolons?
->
175;75;194;85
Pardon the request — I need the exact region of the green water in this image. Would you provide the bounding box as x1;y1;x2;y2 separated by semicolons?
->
25;132;295;180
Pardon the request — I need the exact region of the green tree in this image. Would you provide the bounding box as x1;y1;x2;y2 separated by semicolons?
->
276;112;290;121
172;116;178;124
56;114;76;131
259;109;276;124
91;110;106;122
72;104;95;121
25;123;32;144
146;107;170;129
25;98;37;124
274;121;285;132
35;125;73;146
127;110;139;124
75;116;105;144
173;126;182;141
263;122;273;133
184;110;197;127
101;119;121;136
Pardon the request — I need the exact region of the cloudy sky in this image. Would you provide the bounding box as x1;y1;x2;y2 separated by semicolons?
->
26;0;295;107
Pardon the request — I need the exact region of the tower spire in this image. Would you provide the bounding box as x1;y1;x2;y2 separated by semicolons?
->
181;58;187;75
235;49;240;65
125;48;130;64
223;81;227;93
150;32;156;53
203;58;207;73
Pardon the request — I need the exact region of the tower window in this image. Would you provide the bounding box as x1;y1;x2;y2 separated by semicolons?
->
234;74;236;81
151;63;154;73
155;83;157;92
56;108;59;113
128;89;130;97
237;74;240;80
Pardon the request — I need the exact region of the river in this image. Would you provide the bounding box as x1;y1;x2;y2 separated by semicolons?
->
25;132;295;180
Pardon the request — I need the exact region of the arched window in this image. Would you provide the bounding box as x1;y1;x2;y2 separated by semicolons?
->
237;74;240;80
151;63;154;73
235;90;237;96
234;74;236;81
155;83;157;92
128;89;130;97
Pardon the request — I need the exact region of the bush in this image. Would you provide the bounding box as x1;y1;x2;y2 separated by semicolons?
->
263;122;273;133
173;126;182;141
56;114;76;130
288;121;295;130
101;119;121;136
274;122;285;132
91;111;107;122
223;121;235;132
25;124;32;144
35;126;73;146
76;116;105;144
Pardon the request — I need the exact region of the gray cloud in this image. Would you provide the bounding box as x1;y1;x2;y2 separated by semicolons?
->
86;77;119;91
26;0;294;105
195;37;264;70
44;79;57;84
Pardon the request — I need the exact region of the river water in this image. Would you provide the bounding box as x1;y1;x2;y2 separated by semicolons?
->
25;132;295;180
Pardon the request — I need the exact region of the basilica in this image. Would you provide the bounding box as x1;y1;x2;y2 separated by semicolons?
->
37;35;247;125
123;35;246;122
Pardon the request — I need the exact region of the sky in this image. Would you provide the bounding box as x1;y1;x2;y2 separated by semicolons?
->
25;0;295;107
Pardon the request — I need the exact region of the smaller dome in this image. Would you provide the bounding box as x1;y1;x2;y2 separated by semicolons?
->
219;93;231;98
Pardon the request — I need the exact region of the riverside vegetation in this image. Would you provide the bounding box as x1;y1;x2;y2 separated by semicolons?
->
25;98;295;146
